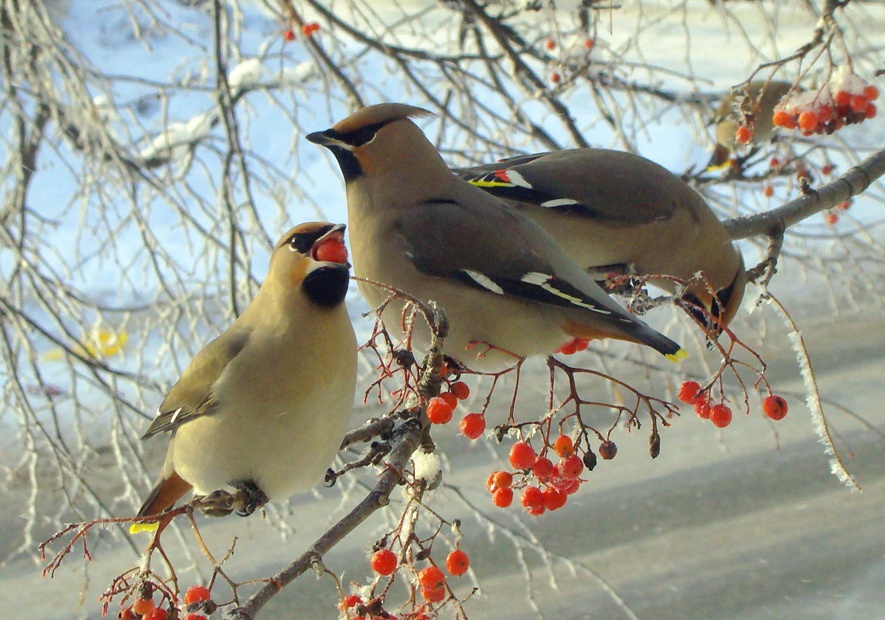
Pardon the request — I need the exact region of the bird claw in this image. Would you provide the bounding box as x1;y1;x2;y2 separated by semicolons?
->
193;480;268;518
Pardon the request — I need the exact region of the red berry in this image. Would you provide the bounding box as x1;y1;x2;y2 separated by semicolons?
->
446;549;470;576
420;584;446;603
426;397;454;424
772;110;795;129
710;404;733;428
542;487;567;511
492;487;513;507
371;549;398;576
560;454;584;479
835;199;852;211
419;565;446;590
132;598;154;616
520;486;544;510
531;457;554;482
183;586;211;605
550;72;561;84
734;125;753;144
817;105;833;123
552;435;574;458
762;395;788;421
677;380;703;405
545;37;556;51
438;392;458;409
849;94;868;112
460;413;485;439
769;157;781;168
301;22;320;36
143;608;168;620
509;441;537;470
313;238;348;264
598;440;617;460
763;183;773;198
119;607;136;620
487;470;513;491
695;400;712;419
834;90;851;107
341;595;362;609
560;478;581;495
282;29;295;42
583;38;595;50
864;84;879;101
449;381;470;400
824;211;839;225
820;164;834;175
186;615;208;620
798;110;818;131
865;102;877;119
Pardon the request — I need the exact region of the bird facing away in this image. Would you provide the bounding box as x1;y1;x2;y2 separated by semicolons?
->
133;223;357;530
454;148;747;332
708;80;795;169
306;104;685;372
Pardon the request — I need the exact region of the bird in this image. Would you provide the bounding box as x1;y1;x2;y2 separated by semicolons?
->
306;103;686;372
708;80;795;169
452;148;746;332
132;222;357;532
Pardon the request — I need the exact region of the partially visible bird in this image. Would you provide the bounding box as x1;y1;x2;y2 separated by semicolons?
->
453;148;746;332
708;80;795;169
306;104;686;372
132;223;357;531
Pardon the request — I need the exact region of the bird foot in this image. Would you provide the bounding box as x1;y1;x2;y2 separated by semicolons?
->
193;480;268;518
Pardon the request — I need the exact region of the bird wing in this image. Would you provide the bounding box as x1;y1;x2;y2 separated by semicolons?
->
454;150;677;225
394;199;628;321
142;328;251;438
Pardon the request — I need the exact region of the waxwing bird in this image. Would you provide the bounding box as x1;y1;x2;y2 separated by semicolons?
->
708;80;795;169
133;223;357;531
306;104;685;372
454;148;747;332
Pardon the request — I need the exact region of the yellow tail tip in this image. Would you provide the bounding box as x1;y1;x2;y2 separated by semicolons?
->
129;521;159;534
665;348;688;363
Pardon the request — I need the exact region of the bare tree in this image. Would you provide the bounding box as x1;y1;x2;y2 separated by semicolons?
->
3;0;882;618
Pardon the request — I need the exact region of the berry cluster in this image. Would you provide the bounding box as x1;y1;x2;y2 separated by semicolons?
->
484;435;606;515
425;380;471;425
119;586;211;620
678;381;789;428
773;70;878;136
364;547;470;611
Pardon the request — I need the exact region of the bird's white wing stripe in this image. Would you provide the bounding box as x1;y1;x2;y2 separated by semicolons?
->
506;170;533;189
540;198;581;208
464;269;504;295
522;272;612;314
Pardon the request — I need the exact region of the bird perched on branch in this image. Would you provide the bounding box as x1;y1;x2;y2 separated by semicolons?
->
132;223;357;532
454;148;747;332
307;103;685;372
708;80;795;170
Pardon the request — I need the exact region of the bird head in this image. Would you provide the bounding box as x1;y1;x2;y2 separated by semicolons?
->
306;103;437;182
270;222;351;308
684;256;747;336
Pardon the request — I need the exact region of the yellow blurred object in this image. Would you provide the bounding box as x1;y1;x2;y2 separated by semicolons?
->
41;327;129;361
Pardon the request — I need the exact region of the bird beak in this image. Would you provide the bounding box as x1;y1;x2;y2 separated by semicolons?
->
310;224;350;266
306;130;353;151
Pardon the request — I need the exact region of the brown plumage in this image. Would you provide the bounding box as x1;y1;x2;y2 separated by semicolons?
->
133;223;357;529
454;148;747;331
709;80;795;168
307;104;686;372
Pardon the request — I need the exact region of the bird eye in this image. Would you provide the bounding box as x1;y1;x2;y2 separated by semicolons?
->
287;233;314;254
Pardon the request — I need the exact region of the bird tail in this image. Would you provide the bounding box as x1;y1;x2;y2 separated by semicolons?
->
563;318;687;362
130;471;192;534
